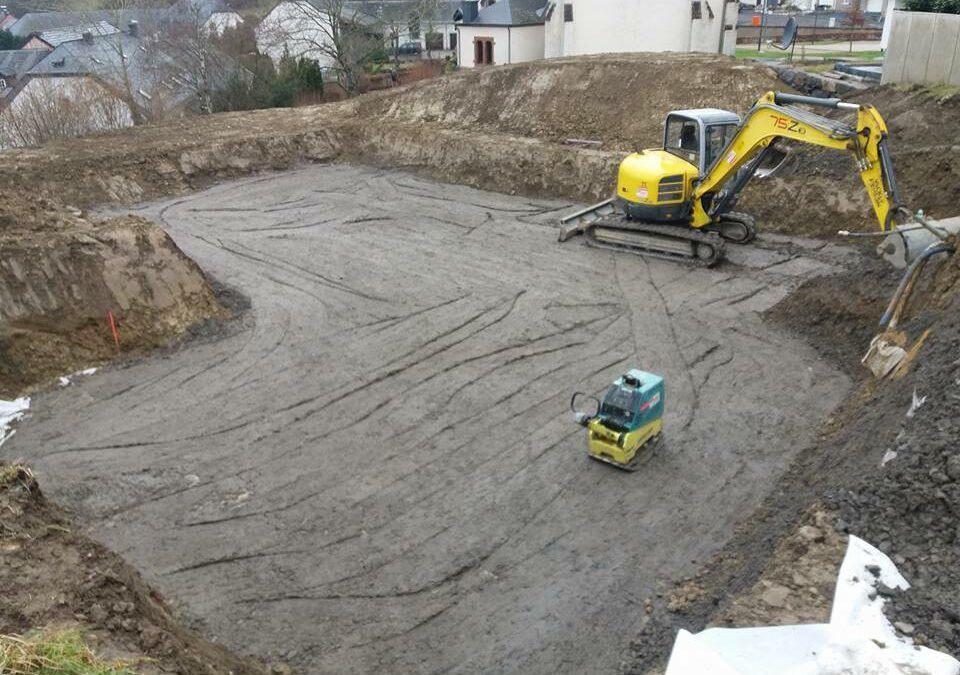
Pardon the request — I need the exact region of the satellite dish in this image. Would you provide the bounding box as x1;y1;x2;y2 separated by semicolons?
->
770;16;798;50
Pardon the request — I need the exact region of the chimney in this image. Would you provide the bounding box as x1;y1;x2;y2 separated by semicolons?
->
82;30;93;44
459;0;479;22
128;19;139;37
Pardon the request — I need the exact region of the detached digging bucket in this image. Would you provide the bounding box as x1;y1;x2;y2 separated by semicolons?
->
863;219;958;378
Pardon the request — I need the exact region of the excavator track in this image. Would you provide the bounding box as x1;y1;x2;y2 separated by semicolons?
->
584;217;726;267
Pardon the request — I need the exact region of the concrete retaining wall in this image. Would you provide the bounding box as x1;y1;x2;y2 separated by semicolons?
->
882;10;960;85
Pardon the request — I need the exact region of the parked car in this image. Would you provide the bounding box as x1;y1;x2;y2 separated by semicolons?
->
397;41;422;55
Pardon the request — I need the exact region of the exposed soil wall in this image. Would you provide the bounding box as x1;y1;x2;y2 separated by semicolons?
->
622;250;960;672
0;465;272;675
0;196;228;396
0;56;956;245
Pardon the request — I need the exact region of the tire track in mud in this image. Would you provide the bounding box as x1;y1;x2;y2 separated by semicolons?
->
9;165;852;675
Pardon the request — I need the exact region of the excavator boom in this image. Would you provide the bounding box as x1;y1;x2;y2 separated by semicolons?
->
691;91;904;232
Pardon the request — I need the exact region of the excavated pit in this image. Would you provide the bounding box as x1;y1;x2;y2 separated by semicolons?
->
7;165;855;674
2;53;959;674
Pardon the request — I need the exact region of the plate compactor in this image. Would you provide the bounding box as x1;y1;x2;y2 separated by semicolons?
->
571;369;664;471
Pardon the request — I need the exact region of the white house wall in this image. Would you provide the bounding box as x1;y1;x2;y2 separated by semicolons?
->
545;0;736;57
509;25;545;63
457;25;511;67
0;75;133;148
256;1;336;68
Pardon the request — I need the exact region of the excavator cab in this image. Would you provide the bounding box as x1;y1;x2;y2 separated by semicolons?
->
663;110;741;175
570;369;664;471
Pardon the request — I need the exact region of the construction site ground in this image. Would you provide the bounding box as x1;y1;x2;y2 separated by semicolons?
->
2;54;960;674
9;163;857;674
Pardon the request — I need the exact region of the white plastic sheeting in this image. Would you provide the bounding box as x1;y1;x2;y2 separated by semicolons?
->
59;367;98;387
665;536;960;675
0;397;30;448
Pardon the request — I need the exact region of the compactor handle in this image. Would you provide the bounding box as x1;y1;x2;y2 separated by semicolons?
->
773;92;859;111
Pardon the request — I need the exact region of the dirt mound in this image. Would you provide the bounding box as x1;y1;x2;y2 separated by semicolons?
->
352;54;783;151
0;194;228;397
0;464;271;675
0;56;955;245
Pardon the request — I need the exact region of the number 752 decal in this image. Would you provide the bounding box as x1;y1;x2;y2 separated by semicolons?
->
770;115;807;135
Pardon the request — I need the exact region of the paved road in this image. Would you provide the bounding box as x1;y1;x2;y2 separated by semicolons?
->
9;165;851;674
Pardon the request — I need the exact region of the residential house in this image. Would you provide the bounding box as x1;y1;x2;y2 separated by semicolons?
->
256;0;458;67
22;21;120;50
0;49;47;104
543;0;738;59
0;6;17;31
8;9;167;38
0;18;245;148
167;0;245;36
454;0;546;68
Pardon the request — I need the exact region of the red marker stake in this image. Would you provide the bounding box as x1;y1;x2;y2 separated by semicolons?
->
107;311;120;354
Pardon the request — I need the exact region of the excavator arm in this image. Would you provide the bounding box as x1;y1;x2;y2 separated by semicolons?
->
691;91;905;232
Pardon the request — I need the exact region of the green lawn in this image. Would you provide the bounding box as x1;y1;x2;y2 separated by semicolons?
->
735;47;884;61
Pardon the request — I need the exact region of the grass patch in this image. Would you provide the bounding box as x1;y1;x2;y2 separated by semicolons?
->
0;463;31;486
735;47;884;61
0;629;138;675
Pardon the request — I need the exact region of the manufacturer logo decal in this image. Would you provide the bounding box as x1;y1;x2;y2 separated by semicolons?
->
637;187;649;199
639;392;661;413
726;150;737;164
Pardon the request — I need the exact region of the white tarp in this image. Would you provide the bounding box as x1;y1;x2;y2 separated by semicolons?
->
665;536;960;675
0;397;30;448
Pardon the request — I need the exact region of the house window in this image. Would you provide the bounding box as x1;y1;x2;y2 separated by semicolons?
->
564;3;573;21
692;0;702;19
0;78;6;89
426;32;443;50
473;37;493;65
449;32;457;51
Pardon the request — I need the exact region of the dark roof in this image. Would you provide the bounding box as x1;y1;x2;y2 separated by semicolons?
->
26;30;241;110
8;8;168;37
35;21;120;48
0;49;48;77
335;1;460;25
167;0;230;23
460;0;547;26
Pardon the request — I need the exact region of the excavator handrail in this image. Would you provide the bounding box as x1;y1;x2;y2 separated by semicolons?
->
773;92;860;111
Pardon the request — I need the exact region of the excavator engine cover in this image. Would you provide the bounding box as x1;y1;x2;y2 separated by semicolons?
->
571;369;664;471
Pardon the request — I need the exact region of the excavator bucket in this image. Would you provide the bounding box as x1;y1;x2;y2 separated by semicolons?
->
753;145;790;179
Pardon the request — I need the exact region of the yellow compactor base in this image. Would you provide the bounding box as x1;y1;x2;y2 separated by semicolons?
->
586;418;662;472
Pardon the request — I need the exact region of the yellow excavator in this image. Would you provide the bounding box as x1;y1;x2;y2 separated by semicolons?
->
558;91;911;265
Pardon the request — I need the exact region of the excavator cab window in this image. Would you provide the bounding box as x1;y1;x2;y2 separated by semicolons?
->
704;123;738;171
664;116;700;167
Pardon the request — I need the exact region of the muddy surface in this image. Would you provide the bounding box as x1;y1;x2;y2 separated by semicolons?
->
622;251;960;673
0;194;228;397
6;165;855;674
0;465;269;675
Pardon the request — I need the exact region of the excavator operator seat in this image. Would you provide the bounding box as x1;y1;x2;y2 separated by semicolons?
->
663;109;741;175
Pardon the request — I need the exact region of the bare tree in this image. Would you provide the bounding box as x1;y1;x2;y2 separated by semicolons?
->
257;0;383;95
413;0;443;62
0;76;131;148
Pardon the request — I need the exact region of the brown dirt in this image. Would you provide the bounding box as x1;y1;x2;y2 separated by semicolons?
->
623;245;960;674
0;464;274;675
0;56;955;246
0;194;229;397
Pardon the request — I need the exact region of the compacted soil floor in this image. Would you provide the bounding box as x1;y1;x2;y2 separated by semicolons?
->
8;165;855;675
